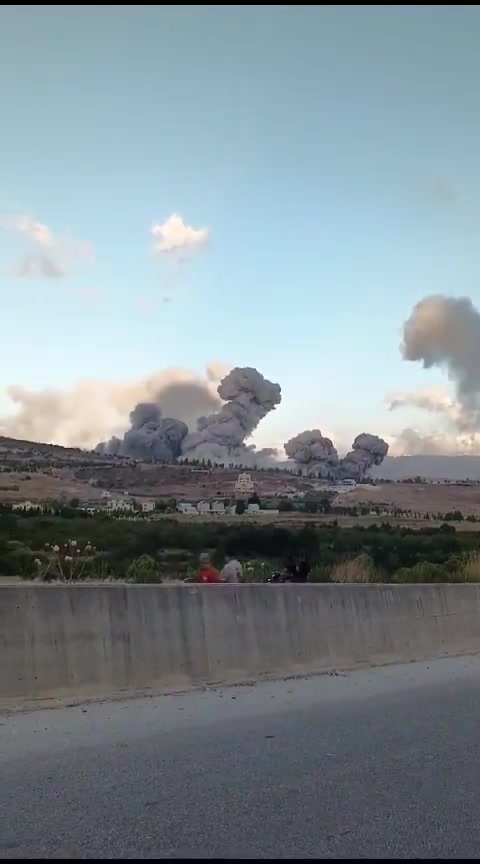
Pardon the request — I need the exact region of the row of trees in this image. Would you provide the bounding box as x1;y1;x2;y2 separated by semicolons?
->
1;510;479;583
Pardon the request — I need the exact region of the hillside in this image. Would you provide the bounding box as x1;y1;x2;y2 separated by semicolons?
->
0;434;308;504
332;481;480;517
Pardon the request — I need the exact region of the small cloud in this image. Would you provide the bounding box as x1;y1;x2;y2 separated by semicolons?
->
162;296;172;303
18;252;65;279
151;214;210;256
1;214;94;280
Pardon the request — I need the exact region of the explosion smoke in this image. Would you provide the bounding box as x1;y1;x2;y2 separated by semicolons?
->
402;295;480;426
284;430;339;477
337;433;389;480
284;430;389;480
182;367;282;464
4;358;389;475
97;403;188;462
97;366;282;466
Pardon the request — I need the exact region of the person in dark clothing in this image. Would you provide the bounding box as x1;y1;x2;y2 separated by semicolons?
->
283;556;299;582
297;556;311;583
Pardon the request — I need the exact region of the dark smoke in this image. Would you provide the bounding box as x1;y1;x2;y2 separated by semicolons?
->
94;364;388;474
182;367;282;464
97;402;188;462
284;430;388;480
96;366;282;466
284;430;339;477
337;433;389;480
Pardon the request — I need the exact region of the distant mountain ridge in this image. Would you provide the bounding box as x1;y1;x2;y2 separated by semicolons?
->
372;455;480;481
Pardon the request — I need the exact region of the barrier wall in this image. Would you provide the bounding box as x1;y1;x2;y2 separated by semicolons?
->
2;583;480;702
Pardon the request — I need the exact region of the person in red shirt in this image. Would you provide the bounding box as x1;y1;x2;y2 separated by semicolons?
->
196;553;222;584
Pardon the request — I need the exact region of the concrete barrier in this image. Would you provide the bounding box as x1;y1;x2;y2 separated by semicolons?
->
2;583;480;703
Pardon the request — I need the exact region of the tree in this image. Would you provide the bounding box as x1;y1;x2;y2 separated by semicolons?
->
235;500;246;515
278;498;294;512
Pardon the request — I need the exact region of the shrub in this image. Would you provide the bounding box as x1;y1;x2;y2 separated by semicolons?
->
126;554;162;584
329;554;377;584
393;561;450;583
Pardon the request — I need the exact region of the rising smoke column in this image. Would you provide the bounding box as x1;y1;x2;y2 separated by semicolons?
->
337;433;389;480
181;367;281;464
284;430;339;477
402;294;480;428
284;429;388;479
97;403;188;462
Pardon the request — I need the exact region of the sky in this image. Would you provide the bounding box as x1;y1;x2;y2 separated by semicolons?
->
1;5;480;454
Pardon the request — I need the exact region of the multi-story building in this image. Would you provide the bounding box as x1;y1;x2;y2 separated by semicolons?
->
234;472;255;498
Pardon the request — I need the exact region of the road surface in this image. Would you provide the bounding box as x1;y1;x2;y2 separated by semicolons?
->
2;656;480;858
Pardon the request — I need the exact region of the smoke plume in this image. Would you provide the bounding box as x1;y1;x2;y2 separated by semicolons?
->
284;429;389;480
394;295;480;454
94;366;281;466
97;403;188;462
284;430;339;477
182;367;282;465
337;433;389;480
402;295;480;425
2;357;391;474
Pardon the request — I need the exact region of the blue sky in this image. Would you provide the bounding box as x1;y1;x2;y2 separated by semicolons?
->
1;5;480;451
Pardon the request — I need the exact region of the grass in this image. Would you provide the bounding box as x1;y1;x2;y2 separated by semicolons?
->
458;550;480;582
329;554;378;584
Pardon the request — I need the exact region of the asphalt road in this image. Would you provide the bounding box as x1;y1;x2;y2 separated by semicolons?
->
2;656;480;859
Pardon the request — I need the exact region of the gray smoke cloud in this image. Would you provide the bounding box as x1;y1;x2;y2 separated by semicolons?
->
95;366;282;467
181;367;282;465
284;430;388;480
284;430;339;477
402;294;480;426
337;433;389;480
97;403;188;462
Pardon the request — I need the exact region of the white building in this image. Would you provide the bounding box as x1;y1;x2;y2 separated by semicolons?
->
106;498;134;512
12;500;43;513
211;500;225;514
196;500;211;514
234;472;256;498
177;502;198;515
140;499;156;513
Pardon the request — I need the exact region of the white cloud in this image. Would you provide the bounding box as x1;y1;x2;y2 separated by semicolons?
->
1;215;93;279
386;386;480;455
151;214;210;255
389;427;480;456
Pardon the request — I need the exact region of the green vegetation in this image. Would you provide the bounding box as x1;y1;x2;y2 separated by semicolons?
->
2;510;480;583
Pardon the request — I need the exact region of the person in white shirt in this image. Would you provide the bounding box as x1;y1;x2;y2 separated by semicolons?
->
221;554;242;584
